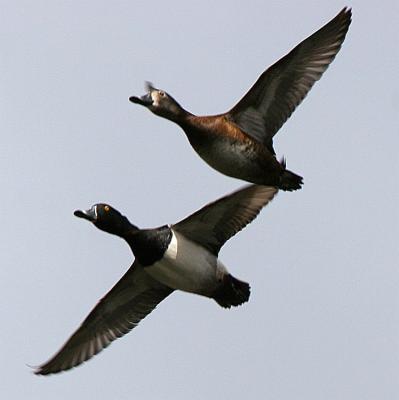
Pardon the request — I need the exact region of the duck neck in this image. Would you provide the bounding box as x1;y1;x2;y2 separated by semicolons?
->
125;226;172;266
169;107;193;125
177;114;211;148
112;217;139;240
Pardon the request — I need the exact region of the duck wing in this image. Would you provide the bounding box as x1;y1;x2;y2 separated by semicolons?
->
173;185;278;255
34;262;173;375
227;8;351;152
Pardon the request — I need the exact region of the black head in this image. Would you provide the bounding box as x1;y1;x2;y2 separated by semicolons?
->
74;204;137;237
129;82;185;121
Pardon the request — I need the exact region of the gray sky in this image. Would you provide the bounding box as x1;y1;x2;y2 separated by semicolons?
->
1;1;398;399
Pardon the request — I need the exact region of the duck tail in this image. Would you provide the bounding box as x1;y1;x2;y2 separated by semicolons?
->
213;274;250;309
279;157;303;191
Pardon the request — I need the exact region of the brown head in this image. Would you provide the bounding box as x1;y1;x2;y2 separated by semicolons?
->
129;82;187;122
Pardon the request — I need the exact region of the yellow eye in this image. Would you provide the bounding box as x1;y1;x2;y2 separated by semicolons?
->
104;205;110;212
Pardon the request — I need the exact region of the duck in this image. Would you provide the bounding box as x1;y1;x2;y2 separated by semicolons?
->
34;184;278;375
130;8;351;191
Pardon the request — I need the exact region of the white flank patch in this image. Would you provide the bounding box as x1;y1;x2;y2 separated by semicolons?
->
145;229;227;295
165;230;178;259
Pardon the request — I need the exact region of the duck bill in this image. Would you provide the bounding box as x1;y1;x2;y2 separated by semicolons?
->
129;92;153;106
74;207;97;222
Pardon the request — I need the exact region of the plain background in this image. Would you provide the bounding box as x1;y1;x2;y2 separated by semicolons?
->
1;1;398;399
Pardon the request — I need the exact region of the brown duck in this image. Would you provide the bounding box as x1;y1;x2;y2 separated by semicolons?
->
130;8;351;191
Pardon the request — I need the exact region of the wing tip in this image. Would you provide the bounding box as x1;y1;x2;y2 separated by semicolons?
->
337;6;352;29
32;357;78;376
32;355;91;376
33;364;63;376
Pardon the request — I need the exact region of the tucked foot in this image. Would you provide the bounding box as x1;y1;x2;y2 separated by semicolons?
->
214;274;250;308
279;168;303;191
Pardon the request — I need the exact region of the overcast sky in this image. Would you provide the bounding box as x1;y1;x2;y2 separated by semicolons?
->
1;1;398;399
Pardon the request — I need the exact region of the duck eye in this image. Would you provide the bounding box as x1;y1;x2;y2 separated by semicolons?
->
104;205;110;212
159;91;165;97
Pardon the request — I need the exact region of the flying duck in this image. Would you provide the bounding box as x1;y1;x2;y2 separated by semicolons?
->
130;8;351;191
34;184;278;375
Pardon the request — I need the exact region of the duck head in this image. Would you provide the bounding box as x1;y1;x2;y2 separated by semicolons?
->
74;204;137;236
129;82;186;121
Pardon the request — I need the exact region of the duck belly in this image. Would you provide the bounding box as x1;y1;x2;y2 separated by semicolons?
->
196;138;279;184
145;230;225;296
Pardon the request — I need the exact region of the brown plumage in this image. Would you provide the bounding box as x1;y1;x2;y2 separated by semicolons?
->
130;8;352;191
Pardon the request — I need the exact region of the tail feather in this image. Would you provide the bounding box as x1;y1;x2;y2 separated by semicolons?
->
279;157;303;191
213;275;250;308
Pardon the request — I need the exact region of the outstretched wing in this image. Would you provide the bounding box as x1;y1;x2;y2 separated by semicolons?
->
173;185;278;255
227;8;352;150
35;262;173;375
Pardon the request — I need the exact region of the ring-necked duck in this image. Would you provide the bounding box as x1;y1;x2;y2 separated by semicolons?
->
35;185;278;375
130;8;351;191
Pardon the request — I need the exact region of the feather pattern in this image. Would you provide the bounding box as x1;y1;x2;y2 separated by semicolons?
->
173;185;278;255
227;8;352;147
35;263;173;375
